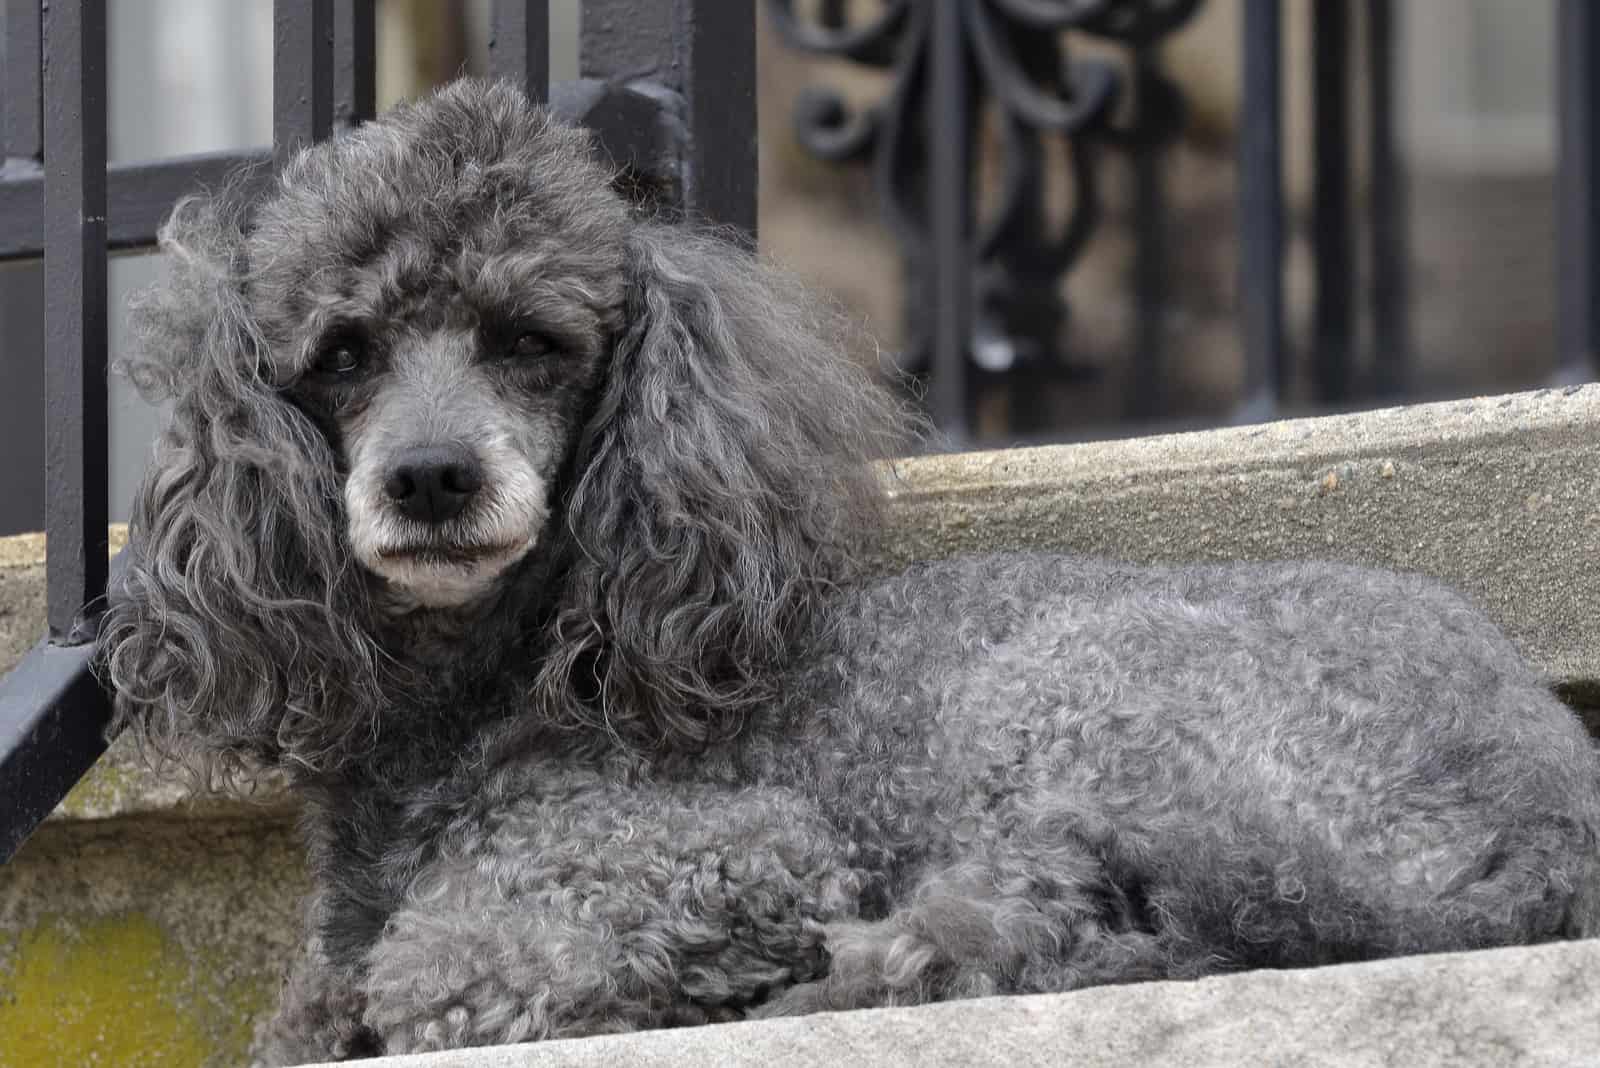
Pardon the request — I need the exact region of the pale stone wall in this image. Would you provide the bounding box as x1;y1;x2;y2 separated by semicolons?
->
0;820;306;1068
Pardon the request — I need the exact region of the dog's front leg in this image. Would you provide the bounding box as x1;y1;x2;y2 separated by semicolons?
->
251;931;378;1066
358;782;869;1054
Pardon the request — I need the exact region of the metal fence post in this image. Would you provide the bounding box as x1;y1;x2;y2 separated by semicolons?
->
1237;0;1284;422
579;0;757;242
1312;0;1352;405
43;0;108;641
490;0;550;107
927;0;970;439
1558;0;1599;384
334;0;376;129
274;0;335;169
1367;0;1409;397
1;0;114;866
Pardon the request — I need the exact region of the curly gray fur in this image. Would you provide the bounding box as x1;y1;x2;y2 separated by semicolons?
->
104;186;387;780
96;80;1600;1064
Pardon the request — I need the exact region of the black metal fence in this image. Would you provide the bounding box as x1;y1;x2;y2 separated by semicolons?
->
0;0;755;862
771;0;1595;439
0;0;1596;861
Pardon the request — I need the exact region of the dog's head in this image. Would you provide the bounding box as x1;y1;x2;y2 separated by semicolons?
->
100;80;908;775
251;87;631;609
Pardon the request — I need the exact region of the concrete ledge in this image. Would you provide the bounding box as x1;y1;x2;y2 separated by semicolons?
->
303;938;1600;1068
879;384;1600;698
0;818;308;1065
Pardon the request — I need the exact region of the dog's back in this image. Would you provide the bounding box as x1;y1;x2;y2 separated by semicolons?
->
762;552;1600;984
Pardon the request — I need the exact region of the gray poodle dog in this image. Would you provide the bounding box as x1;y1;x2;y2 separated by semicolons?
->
98;80;1600;1063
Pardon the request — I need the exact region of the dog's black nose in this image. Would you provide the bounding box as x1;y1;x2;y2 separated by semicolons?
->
383;444;484;524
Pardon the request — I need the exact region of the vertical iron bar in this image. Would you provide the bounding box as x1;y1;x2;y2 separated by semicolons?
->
42;0;108;640
1237;0;1284;421
0;1;43;543
1312;0;1352;405
333;0;376;129
1557;0;1599;383
672;0;757;241
579;0;757;242
274;0;335;169
929;0;970;437
2;0;42;161
1367;0;1409;396
1128;45;1168;422
490;0;550;106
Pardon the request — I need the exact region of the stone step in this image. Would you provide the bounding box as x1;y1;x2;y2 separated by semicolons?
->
3;385;1598;1065
302;938;1600;1068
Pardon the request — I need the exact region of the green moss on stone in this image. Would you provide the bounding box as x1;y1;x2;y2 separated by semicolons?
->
57;761;139;821
0;913;271;1068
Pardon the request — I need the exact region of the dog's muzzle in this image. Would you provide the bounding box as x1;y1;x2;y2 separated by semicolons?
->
346;436;546;608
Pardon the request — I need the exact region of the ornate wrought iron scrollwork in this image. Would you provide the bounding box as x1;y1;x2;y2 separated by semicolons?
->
767;0;1203;437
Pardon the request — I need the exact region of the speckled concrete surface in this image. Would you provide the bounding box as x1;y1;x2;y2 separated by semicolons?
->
876;385;1600;692
301;938;1600;1068
0;818;306;1067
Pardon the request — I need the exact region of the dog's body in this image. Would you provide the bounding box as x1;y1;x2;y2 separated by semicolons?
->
98;82;1600;1062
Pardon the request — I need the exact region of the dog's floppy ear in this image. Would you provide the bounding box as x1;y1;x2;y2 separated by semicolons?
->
98;196;380;780
540;225;910;746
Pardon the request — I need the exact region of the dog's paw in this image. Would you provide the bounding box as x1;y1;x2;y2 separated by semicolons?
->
747;913;1009;1020
748;978;835;1019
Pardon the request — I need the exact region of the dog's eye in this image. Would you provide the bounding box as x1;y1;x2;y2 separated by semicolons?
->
312;335;366;376
509;332;554;359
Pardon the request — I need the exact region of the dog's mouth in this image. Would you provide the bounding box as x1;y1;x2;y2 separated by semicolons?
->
364;536;536;609
345;452;548;607
374;540;527;568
